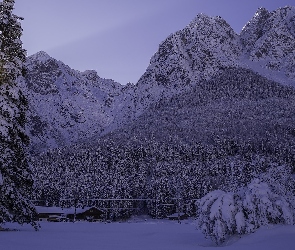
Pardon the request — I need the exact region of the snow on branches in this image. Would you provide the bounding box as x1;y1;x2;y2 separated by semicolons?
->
197;175;295;245
0;0;38;229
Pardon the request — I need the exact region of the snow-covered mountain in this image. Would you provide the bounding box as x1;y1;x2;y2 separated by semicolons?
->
241;6;295;80
109;6;295;130
23;6;295;154
21;51;123;154
108;13;242;128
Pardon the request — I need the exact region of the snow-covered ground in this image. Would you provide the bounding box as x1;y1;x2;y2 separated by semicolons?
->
1;218;295;250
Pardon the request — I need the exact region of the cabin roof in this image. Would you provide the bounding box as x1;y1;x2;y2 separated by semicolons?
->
35;206;99;215
167;212;186;218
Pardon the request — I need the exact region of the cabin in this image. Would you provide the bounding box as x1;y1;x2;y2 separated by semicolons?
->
67;207;104;221
36;206;105;222
36;206;68;222
167;212;188;220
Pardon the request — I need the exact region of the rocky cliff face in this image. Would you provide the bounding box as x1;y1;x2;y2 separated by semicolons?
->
109;14;243;128
241;6;295;79
21;51;123;154
22;6;295;154
144;14;241;85
110;7;295;130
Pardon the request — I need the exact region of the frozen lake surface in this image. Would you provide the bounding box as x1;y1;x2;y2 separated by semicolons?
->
1;218;295;250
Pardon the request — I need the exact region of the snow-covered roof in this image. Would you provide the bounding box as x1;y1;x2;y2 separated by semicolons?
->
167;213;186;218
35;206;93;215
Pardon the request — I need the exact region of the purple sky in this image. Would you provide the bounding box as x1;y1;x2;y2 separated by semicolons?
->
14;0;295;85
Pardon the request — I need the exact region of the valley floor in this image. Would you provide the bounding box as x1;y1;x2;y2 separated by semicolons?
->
1;218;295;250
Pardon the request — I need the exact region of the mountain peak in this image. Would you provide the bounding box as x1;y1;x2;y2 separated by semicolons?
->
240;5;295;79
81;70;100;82
255;7;269;16
241;7;270;34
187;13;230;30
276;5;295;13
28;51;54;63
271;6;295;29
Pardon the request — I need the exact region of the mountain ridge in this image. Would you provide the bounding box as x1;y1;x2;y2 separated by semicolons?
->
22;6;295;154
21;51;123;154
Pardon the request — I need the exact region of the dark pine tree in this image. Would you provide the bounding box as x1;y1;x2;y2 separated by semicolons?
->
0;0;38;229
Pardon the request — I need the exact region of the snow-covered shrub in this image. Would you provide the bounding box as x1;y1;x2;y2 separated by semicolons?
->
196;190;240;245
242;179;294;228
197;178;295;245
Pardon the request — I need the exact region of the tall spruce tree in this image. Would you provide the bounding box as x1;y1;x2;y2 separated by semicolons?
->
0;0;38;229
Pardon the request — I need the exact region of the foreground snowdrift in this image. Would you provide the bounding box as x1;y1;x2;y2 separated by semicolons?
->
1;219;295;250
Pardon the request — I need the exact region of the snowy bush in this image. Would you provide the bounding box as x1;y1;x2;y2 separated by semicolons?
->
197;178;295;245
196;190;239;245
242;179;294;228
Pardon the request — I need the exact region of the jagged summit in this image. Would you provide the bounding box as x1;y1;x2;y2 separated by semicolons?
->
27;50;53;63
241;5;295;43
253;7;269;18
240;7;270;52
187;13;214;28
139;10;241;87
240;5;295;79
188;13;233;31
21;51;124;154
241;7;269;31
81;70;100;82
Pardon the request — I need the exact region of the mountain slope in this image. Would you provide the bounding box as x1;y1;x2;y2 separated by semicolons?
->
21;51;123;154
241;6;295;80
121;68;295;148
108;14;242;130
109;6;295;131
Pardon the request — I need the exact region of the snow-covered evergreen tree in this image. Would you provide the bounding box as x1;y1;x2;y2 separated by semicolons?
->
0;0;38;229
241;179;294;229
196;190;239;245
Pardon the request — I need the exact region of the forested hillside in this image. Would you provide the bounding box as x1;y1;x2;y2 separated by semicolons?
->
30;68;295;219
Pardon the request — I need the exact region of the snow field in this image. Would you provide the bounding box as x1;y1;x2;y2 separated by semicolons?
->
1;219;295;250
